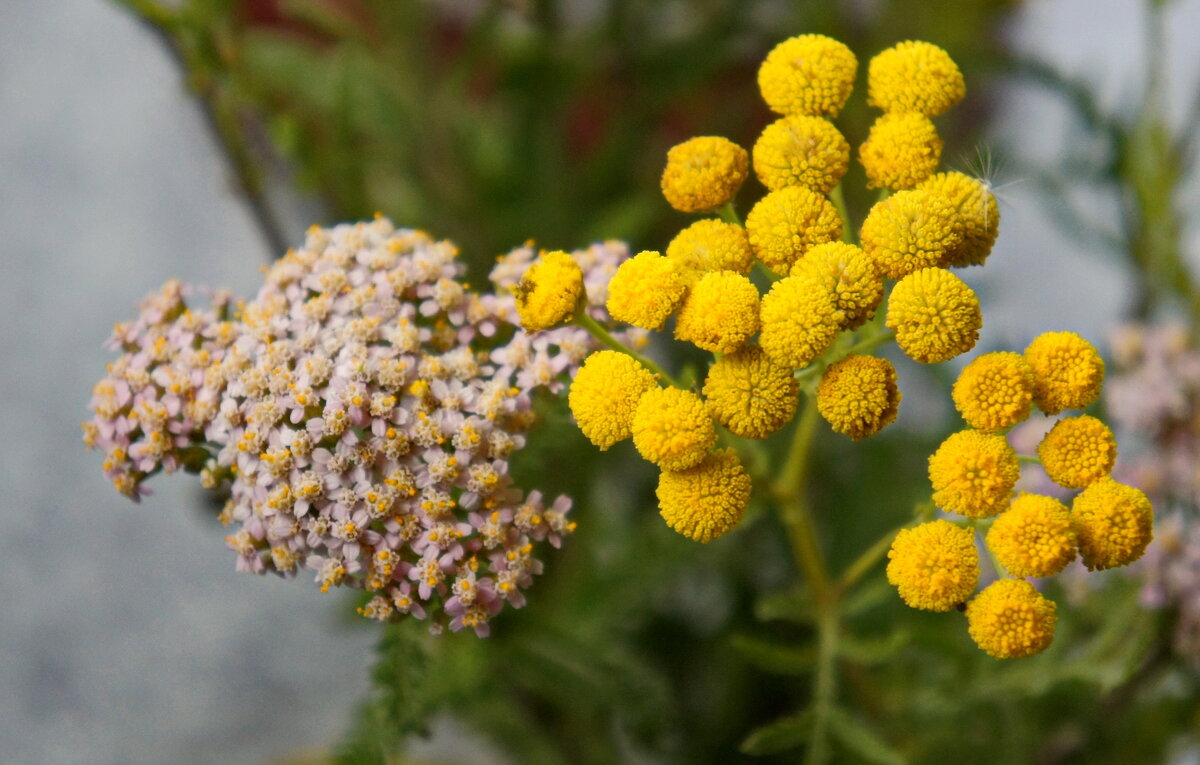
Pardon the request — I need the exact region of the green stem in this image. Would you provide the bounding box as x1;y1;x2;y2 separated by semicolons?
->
838;524;905;595
1017;454;1041;464
574;311;679;386
971;520;1006;578
807;610;839;765
772;393;832;603
840;328;895;358
717;201;742;226
716;427;771;486
830;184;853;244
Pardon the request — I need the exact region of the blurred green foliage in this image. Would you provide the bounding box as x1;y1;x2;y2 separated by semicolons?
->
116;1;1200;763
117;0;1014;275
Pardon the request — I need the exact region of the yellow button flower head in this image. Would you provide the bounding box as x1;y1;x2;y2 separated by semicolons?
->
657;448;752;543
917;172;1000;267
951;351;1035;432
675;271;761;354
966;579;1057;659
789;242;883;330
886;520;979;612
986;494;1076;578
758;273;842;368
859;113;943;190
1071;477;1154;571
568;350;658;450
1037;415;1117;489
703;345;798;439
1024;331;1105;415
757;34;858;118
867;40;966;117
752;115;851;194
886;268;982;364
860;189;962;280
660;136;749;213
817;355;902;440
514;250;583;331
928;429;1019;518
632;387;717;471
666;219;754;274
606;250;689;330
745;186;843;275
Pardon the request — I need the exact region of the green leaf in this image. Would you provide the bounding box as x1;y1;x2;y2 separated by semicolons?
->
740;709;813;756
729;634;815;676
755;587;815;624
838;630;909;665
827;707;906;765
841;578;892;618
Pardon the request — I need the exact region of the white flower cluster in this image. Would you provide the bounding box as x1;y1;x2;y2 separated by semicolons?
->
85;217;637;635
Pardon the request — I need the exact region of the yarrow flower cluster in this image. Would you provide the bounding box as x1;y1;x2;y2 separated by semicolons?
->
85;218;646;636
890;331;1154;658
510;36;1008;547
1106;322;1200;660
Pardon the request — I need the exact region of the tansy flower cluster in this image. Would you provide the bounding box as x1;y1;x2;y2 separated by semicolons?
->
889;332;1154;658
85;218;643;636
506;36;1006;545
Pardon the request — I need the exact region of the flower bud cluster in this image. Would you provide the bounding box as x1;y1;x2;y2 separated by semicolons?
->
890;332;1153;658
553;36;1003;546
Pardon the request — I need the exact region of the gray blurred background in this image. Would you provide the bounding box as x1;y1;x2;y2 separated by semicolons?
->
2;1;1198;763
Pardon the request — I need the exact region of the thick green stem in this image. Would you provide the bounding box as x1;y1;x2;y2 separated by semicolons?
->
574;312;679;386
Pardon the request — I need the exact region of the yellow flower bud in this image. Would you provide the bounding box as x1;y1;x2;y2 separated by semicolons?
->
660;136;749;213
514;250;583;332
